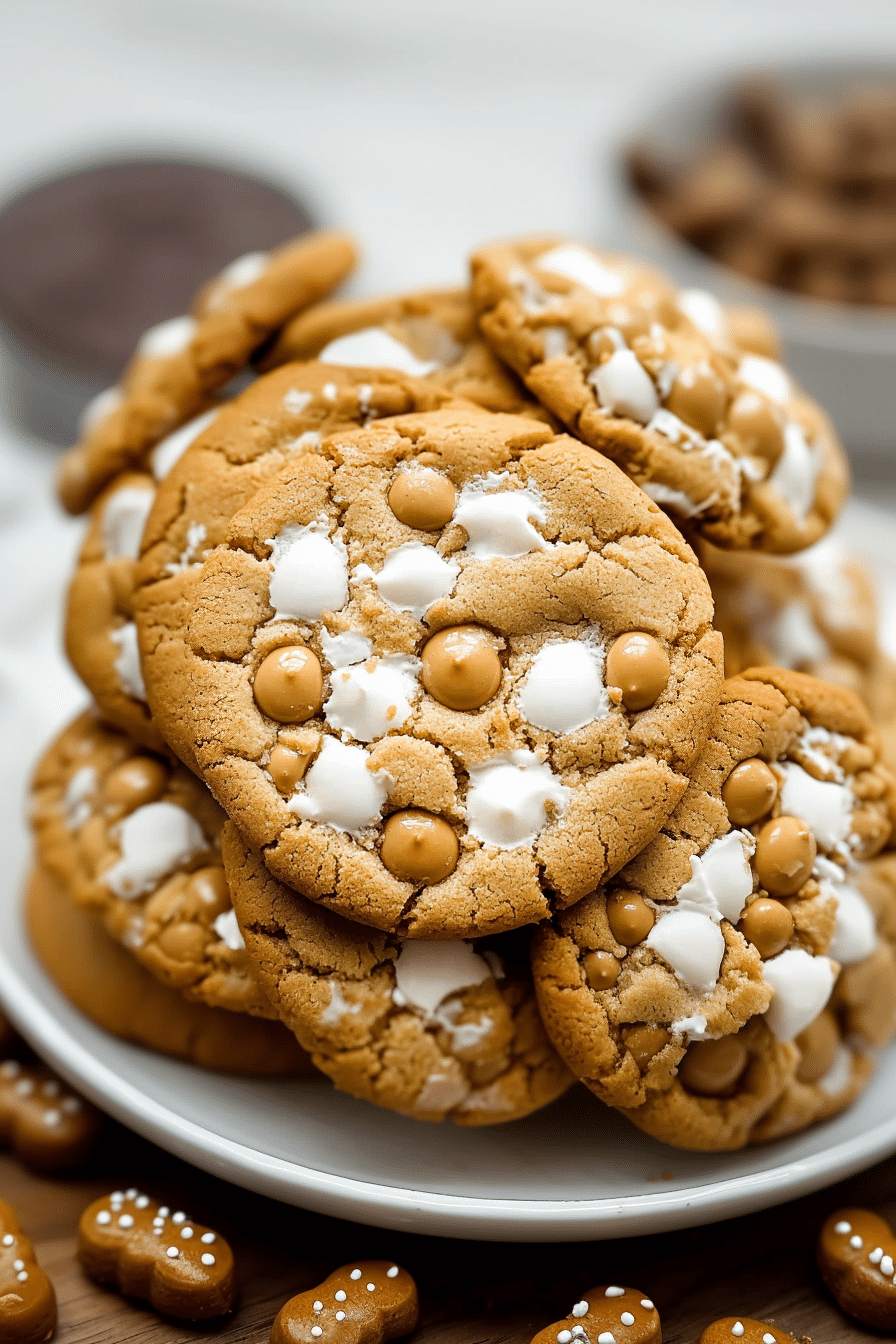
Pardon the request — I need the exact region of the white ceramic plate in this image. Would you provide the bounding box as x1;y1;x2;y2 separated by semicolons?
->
2;499;896;1243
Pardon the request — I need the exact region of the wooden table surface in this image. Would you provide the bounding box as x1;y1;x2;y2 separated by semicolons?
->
5;1084;896;1344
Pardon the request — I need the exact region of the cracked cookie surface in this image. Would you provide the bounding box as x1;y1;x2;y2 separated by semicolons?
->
223;823;572;1123
184;405;723;937
531;668;893;1149
471;234;849;552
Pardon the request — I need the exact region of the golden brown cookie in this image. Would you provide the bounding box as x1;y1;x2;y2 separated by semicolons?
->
0;1060;102;1171
224;823;572;1124
471;235;849;552
26;863;310;1077
0;1196;57;1344
818;1207;896;1330
259;286;554;420
185;404;722;938
78;1190;235;1321
270;1261;418;1344
29;710;273;1017
57;230;356;514
133;362;461;772
531;669;892;1149
530;1285;661;1344
699;1319;794;1343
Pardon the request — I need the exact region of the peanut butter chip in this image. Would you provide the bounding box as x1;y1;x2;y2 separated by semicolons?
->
722;757;778;826
754;814;817;897
253;646;323;723
795;1008;840;1083
380;810;459;885
186;867;230;913
738;896;794;959
420;626;502;711
583;949;620;991
728;391;784;464
623;1024;671;1069
102;756;169;810
678;1035;748;1096
665;365;726;437
607;890;655;946
267;744;311;794
388;468;456;530
605;632;670;712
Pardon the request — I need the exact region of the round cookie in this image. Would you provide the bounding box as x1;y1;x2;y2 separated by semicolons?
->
222;823;573;1124
133;361;462;772
184;404;723;938
471;235;849;552
259;286;555;420
531;668;892;1150
57;229;356;514
30;710;273;1018
26;863;310;1077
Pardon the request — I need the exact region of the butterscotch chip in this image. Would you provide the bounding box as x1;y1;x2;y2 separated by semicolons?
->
380;810;459;884
471;234;849;551
530;1285;661;1344
607;890;654;946
267;744;311;794
605;633;670;712
754;815;816;896
0;1196;57;1344
420;625;502;710
795;1007;839;1082
584;950;620;991
223;823;573;1124
818;1208;896;1330
388;467;457;530
531;668;892;1150
722;757;778;826
183;404;723;938
253;645;323;722
271;1262;418;1344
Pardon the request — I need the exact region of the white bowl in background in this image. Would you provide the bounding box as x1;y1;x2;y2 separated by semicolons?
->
611;60;896;462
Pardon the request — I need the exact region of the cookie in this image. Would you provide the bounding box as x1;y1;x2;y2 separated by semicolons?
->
57;229;356;514
259;286;554;419
818;1208;896;1330
26;863;310;1077
184;404;723;937
270;1261;418;1344
79;1189;235;1321
133;362;461;772
30;710;273;1016
0;1197;57;1344
471;235;849;551
0;1060;101;1171
530;1285;660;1344
224;823;573;1124
699;1320;793;1343
531;668;892;1149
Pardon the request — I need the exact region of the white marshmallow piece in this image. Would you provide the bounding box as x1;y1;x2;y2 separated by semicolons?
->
675;830;756;925
137;315;197;360
466;750;570;848
102;485;155;561
591;350;658;424
64;765;96;830
738;354;791;405
217;250;269;290
267;519;348;622
645;909;726;991
535;244;626;297
103;802;206;899
394;941;493;1017
677;288;727;339
354;542;459;618
768;599;830;669
324;654;420;742
110;622;147;700
79;385;123;437
213;909;245;951
319;629;373;669
319;327;439;378
762;947;837;1041
287;737;390;835
517;639;609;733
778;760;854;852
769;421;822;525
818;1043;854;1097
151;408;219;480
453;473;549;558
827;880;877;966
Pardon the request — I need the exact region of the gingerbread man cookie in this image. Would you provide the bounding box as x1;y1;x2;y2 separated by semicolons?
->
133;361;460;772
27;863;311;1076
0;1060;101;1171
57;229;356;514
818;1207;896;1329
30;710;274;1017
182;404;722;937
78;1189;235;1321
530;1285;660;1344
271;1261;418;1344
699;1320;793;1343
471;235;849;552
259;285;555;420
0;1197;56;1344
224;824;572;1123
532;668;892;1149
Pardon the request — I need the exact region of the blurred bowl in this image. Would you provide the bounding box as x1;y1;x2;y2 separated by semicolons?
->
612;59;896;463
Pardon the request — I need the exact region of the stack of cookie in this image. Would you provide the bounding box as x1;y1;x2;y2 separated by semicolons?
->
26;227;896;1149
